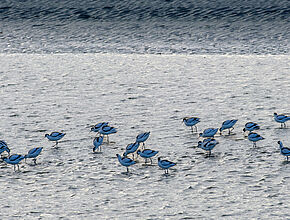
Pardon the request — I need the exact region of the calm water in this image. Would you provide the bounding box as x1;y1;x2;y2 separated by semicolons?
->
0;54;290;219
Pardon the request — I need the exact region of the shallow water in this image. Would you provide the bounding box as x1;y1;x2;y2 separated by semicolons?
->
0;54;290;219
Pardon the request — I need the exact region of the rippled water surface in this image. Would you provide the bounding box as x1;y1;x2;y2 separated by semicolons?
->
0;54;290;219
1;0;289;54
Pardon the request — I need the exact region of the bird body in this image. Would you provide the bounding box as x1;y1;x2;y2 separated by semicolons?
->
183;117;200;132
90;122;109;133
274;113;290;128
243;122;260;133
116;154;136;173
93;136;103;152
137;149;158;164
158;157;176;174
136;132;150;143
278;141;290;161
0;140;8;148
99;125;117;135
248;132;264;147
99;125;117;143
3;154;24;171
45;132;65;146
124;142;140;159
0;140;10;156
199;128;218;138
25;147;43;164
219;119;238;134
197;138;219;156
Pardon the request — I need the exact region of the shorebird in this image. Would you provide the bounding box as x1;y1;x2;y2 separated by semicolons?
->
274;113;290;128
0;140;10;157
116;154;136;173
243;122;260;134
219;119;238;135
278;141;290;161
136;132;150;148
199;128;218;138
197;138;219;156
124;142;140;160
90;122;109;133
99;125;117;143
3;154;25;171
93;136;103;152
183;117;200;132
45;132;66;146
24;147;43;164
248;132;264;147
137;149;158;164
158;157;176;174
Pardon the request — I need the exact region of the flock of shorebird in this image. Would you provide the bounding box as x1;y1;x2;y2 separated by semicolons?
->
0;112;290;173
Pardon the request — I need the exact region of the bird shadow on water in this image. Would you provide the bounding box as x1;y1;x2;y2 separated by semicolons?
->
157;172;177;181
281;160;290;165
116;171;136;178
92;151;103;155
274;127;290;130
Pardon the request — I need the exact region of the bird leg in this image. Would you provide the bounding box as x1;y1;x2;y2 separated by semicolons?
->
33;158;37;165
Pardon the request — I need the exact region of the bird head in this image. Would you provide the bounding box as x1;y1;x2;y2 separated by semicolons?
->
197;141;202;148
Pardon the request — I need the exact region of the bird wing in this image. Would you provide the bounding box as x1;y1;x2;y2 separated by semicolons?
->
249;133;260;138
122;157;134;163
277;114;287;120
137;133;145;139
281;148;290;154
222;120;231;126
9;154;22;161
143;149;154;154
0;140;8;147
28;148;38;155
161;160;173;166
51;132;61;137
